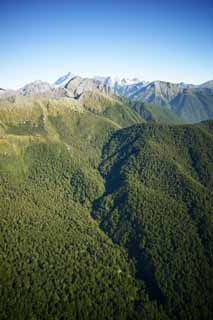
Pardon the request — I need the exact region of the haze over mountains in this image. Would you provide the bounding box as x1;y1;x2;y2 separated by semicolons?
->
1;72;213;124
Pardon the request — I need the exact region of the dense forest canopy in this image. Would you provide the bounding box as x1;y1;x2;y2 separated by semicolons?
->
0;96;212;319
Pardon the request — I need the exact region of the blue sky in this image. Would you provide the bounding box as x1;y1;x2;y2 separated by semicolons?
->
0;0;212;88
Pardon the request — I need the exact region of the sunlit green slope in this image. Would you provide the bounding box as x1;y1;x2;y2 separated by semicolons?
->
0;97;143;320
0;96;212;320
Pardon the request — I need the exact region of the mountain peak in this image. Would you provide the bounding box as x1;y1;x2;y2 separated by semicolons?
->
54;72;75;87
19;80;53;96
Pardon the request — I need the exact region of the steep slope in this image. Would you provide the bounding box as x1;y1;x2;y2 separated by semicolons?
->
0;88;213;320
79;91;143;127
93;77;149;98
171;88;213;123
127;81;213;123
130;101;184;124
54;72;75;87
0;97;146;320
113;81;148;98
93;121;213;320
2;74;213;124
129;81;182;108
18;80;54;96
0;149;138;320
65;76;112;97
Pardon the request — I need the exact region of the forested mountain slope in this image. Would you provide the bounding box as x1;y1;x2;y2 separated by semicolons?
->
171;89;213;123
93;121;213;320
0;96;212;319
0;97;143;319
130;101;184;124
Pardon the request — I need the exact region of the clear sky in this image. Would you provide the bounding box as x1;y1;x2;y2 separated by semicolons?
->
0;0;212;88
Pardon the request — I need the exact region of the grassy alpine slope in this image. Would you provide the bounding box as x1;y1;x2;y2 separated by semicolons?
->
79;90;142;127
0;95;212;319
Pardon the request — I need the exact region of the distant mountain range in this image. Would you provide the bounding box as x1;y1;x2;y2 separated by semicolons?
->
1;72;213;123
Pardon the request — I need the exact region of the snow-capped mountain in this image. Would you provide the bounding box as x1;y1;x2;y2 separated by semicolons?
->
117;78;142;86
55;74;146;89
1;72;213;124
54;72;75;87
53;73;149;98
93;76;145;87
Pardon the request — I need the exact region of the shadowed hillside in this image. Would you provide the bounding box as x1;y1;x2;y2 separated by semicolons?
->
93;121;213;319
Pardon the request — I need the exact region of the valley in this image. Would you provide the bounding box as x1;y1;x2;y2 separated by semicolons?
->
0;83;212;319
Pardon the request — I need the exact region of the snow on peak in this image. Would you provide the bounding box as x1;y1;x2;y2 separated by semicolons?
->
93;76;142;87
55;73;145;89
54;72;75;87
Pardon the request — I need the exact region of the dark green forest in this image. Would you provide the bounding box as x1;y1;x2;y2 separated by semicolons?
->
0;96;212;319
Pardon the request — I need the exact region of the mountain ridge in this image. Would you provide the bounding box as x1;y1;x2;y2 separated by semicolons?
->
1;73;213;124
0;82;212;319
